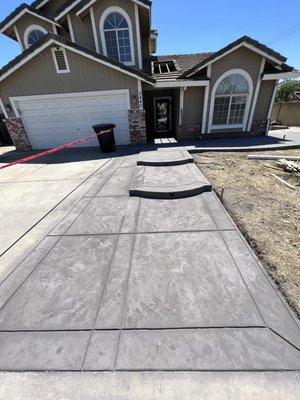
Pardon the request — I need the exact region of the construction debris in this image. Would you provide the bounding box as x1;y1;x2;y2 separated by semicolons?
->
247;154;300;161
275;159;300;173
271;174;296;190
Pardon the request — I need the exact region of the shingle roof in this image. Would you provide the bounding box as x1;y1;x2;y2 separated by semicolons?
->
55;0;151;20
0;3;58;32
0;33;155;84
181;36;288;78
143;53;214;81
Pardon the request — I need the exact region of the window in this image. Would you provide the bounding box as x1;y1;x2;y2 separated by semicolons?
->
24;25;47;48
211;72;252;128
51;47;70;74
100;7;134;65
152;61;179;75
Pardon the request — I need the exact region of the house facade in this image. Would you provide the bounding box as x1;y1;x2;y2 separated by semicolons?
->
0;0;298;150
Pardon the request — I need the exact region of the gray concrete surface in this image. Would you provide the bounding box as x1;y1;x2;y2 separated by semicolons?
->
0;148;124;256
0;146;299;396
0;371;299;400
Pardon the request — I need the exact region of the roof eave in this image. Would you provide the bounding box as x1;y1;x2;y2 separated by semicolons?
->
0;5;61;34
180;36;288;79
0;33;155;85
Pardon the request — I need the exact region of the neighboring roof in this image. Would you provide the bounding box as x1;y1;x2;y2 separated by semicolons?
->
181;36;288;79
0;3;60;34
0;33;155;84
144;53;214;81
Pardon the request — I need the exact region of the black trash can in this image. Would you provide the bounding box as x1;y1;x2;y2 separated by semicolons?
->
93;123;116;153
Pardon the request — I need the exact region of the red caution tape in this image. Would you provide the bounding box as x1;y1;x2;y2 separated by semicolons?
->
0;130;110;171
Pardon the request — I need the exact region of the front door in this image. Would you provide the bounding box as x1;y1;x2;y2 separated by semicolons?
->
154;97;172;135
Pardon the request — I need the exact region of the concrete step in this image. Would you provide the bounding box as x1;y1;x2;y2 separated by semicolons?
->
129;163;212;199
137;149;194;166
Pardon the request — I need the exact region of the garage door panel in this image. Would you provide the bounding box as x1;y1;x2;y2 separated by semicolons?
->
17;91;130;149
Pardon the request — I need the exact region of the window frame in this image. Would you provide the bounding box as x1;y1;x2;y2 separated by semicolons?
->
99;6;135;66
24;24;48;49
51;47;70;74
208;69;253;132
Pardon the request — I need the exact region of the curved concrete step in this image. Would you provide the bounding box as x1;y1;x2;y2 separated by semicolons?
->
137;149;194;166
129;182;211;199
129;163;212;199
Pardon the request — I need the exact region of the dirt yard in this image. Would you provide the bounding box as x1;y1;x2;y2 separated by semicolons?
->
194;149;300;317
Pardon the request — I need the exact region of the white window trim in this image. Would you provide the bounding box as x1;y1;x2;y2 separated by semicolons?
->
24;25;48;49
13;25;24;51
51;47;70;74
208;69;253;133
67;14;75;42
90;7;100;53
99;6;136;66
201;64;211;133
134;3;142;69
246;57;266;131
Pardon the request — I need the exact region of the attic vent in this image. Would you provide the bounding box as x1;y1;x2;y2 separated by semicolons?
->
52;47;70;73
152;61;178;75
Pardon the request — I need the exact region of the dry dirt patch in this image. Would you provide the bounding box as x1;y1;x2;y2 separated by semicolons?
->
194;149;300;317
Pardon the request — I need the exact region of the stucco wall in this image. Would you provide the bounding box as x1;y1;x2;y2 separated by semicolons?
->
0;46;139;116
206;46;264;132
253;80;276;121
272;102;300;126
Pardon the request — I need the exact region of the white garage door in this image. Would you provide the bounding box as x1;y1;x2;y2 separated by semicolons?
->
14;90;130;149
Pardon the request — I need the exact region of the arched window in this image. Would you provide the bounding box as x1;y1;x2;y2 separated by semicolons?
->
24;25;47;48
210;70;253;129
100;7;134;65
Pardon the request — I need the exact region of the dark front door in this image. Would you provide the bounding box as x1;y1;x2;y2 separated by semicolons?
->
154;97;172;135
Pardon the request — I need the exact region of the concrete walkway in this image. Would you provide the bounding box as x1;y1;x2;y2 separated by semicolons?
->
152;127;300;151
0;147;299;397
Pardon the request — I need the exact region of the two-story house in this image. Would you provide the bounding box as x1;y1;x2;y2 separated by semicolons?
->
0;0;298;150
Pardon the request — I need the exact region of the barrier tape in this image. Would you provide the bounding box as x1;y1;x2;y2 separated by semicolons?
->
0;129;111;171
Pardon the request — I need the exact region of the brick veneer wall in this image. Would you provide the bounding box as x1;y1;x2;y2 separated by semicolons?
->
177;124;201;140
128;109;147;145
251;119;268;135
3;118;32;151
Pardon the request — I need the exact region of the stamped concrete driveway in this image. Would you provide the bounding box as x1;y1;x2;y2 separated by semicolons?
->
0;146;299;398
0;148;124;257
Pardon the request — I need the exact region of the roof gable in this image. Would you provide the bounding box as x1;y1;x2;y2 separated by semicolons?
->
0;3;60;34
181;36;287;79
0;33;155;84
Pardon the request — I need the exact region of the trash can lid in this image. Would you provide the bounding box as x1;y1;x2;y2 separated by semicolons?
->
92;123;116;130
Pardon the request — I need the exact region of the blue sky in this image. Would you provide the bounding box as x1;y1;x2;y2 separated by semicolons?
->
1;0;300;68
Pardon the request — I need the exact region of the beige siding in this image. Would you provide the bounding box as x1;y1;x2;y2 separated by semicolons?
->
70;13;95;50
253;80;276;120
183;87;205;125
93;0;139;68
0;46;139;116
16;14;53;49
206;46;264;132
